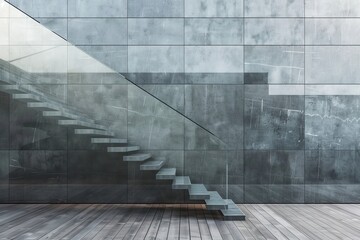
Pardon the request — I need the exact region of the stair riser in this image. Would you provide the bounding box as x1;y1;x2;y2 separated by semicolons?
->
108;147;140;153
91;139;127;144
13;95;41;102
75;129;115;137
140;166;162;171
206;205;228;210
190;195;210;200
172;185;191;190
123;159;147;162
123;154;151;162
156;176;175;180
43;112;96;124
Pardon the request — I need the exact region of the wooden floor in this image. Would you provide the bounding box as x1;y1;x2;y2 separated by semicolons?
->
0;204;360;240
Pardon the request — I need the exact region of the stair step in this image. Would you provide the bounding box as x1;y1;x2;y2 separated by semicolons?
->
221;199;245;221
205;191;227;210
28;102;62;111
172;176;191;190
43;111;96;123
91;138;127;144
107;146;140;153
58;120;107;130
123;153;151;162
156;168;176;180
0;85;27;94
74;129;115;137
188;184;210;200
13;93;41;102
140;159;166;171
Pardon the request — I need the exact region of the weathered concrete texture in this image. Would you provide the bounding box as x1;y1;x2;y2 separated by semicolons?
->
305;96;360;150
244;85;304;150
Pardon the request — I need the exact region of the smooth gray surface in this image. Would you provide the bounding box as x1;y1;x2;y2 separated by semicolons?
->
245;46;304;84
128;0;184;17
185;19;243;45
128;46;184;73
68;0;127;17
128;18;184;45
68;19;127;45
245;18;304;45
245;0;304;17
185;47;243;73
185;0;243;17
306;19;360;45
305;46;360;84
305;0;360;17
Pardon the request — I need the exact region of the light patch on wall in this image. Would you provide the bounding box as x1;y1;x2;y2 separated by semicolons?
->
269;85;360;95
268;85;304;95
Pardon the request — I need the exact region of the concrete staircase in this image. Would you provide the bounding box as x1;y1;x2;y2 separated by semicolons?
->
0;0;245;219
0;65;245;220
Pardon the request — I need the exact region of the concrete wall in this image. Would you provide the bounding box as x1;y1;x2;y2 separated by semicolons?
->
1;0;360;203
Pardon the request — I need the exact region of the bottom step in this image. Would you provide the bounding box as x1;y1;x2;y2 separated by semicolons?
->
205;191;227;210
221;200;246;221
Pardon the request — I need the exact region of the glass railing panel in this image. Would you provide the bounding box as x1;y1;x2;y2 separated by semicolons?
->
0;0;230;204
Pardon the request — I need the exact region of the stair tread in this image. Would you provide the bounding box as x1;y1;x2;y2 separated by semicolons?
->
0;85;26;93
13;93;41;101
189;184;210;200
59;120;107;130
123;153;151;162
156;168;176;180
205;191;227;210
172;176;191;189
28;102;61;111
107;146;140;152
189;184;209;194
91;138;127;144
75;129;115;137
140;159;166;171
43;111;96;123
221;200;246;220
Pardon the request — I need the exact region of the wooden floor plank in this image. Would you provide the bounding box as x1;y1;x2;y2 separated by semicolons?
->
252;204;300;240
196;204;212;240
204;207;225;240
188;204;201;240
286;205;342;240
259;205;310;240
133;204;158;240
167;204;181;240
144;204;165;239
52;204;107;240
0;204;359;240
237;205;266;240
0;204;67;239
241;205;278;240
266;204;324;240
179;204;190;240
306;205;360;239
118;204;150;240
92;205;134;240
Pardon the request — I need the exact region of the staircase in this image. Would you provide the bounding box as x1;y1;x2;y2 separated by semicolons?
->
0;1;245;221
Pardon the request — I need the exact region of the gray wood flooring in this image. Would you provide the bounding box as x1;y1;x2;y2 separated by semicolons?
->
0;204;359;239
